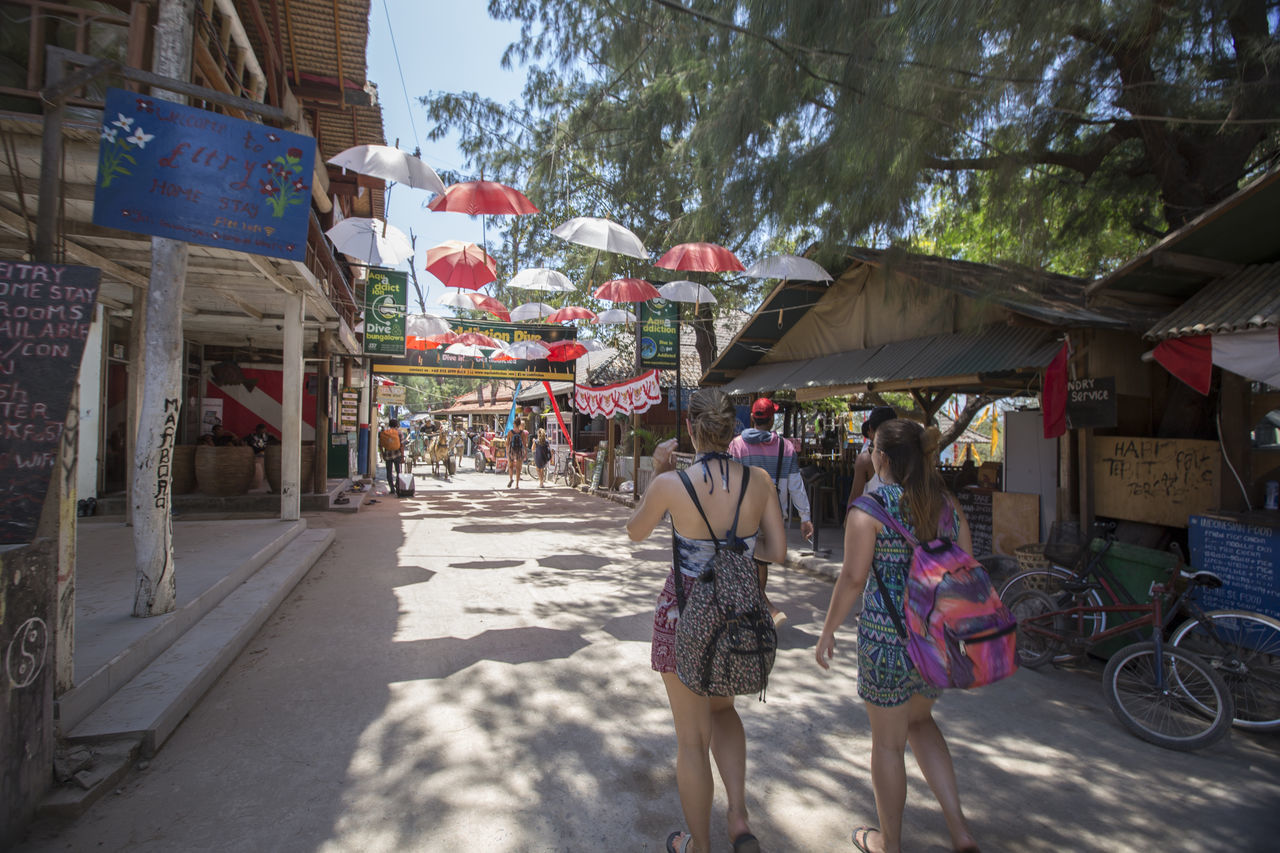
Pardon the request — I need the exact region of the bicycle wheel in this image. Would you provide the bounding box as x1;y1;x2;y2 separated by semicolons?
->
1007;590;1059;669
1170;610;1280;731
1000;570;1106;652
1103;641;1234;751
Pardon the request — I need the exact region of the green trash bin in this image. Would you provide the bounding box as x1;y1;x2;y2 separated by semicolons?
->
1090;539;1177;658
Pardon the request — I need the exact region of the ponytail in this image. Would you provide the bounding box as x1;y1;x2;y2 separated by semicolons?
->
875;420;949;536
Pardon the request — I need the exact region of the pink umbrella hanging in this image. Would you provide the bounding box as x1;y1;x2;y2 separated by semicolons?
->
467;292;510;322
546;305;597;323
423;330;461;348
454;331;503;348
593;277;661;303
546;340;589;362
655;242;744;272
426;181;539;216
423;240;497;290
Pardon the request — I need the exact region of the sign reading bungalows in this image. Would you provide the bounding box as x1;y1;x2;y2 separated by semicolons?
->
0;262;102;544
372;320;577;381
92;88;314;261
363;269;407;356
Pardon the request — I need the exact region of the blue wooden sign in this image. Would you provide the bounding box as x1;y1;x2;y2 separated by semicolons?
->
92;87;314;261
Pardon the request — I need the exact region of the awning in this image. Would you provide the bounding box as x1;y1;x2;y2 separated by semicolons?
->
516;380;574;403
1145;262;1280;341
720;325;1061;399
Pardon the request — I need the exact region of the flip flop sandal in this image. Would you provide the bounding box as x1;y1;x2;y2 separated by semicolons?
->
666;830;694;853
732;832;761;853
852;826;880;853
332;496;350;505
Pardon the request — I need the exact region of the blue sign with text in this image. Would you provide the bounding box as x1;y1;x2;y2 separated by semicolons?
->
92;87;314;261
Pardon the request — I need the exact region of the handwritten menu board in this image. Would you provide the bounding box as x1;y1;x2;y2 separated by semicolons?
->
1189;514;1280;621
955;489;993;557
0;262;102;544
1092;436;1220;527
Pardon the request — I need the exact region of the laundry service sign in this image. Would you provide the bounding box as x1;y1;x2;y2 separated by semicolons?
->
92;87;314;261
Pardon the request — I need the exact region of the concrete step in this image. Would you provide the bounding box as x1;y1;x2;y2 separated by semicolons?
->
66;527;335;756
57;520;308;734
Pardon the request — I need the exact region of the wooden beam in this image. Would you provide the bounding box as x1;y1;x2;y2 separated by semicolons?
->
1151;251;1243;279
207;284;266;320
0;174;95;202
245;253;295;294
0;203;148;290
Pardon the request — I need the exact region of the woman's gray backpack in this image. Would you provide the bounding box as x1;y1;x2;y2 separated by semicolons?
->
671;469;777;698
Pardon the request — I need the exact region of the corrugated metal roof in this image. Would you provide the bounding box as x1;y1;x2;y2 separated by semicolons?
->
718;326;1059;396
1145;262;1280;340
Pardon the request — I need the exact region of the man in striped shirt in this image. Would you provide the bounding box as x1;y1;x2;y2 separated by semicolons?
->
728;397;812;628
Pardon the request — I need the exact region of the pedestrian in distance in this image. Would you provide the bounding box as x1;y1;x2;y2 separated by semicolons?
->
815;419;979;853
533;426;551;487
627;388;787;853
728;396;812;629
505;416;529;488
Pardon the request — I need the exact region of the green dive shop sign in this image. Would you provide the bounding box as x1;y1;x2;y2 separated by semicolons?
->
363;269;407;356
639;297;679;369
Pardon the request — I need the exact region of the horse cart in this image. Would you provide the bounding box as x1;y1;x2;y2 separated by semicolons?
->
423;428;463;478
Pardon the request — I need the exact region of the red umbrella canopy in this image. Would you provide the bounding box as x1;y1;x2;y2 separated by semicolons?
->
467;292;510;322
546;305;597;323
546;340;588;362
426;181;539;216
423;240;497;291
454;331;503;348
593;278;661;303
655;242;744;272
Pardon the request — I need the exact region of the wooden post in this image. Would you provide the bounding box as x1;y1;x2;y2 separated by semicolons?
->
131;0;195;617
280;291;304;520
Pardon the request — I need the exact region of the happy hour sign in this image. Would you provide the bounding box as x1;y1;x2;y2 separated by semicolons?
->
92;88;315;261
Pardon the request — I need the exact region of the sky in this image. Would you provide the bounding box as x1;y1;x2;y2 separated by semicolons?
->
364;1;528;313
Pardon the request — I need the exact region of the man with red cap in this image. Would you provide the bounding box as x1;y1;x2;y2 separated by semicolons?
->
728;396;812;628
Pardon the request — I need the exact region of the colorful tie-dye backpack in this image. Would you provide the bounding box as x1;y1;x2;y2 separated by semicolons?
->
852;494;1017;689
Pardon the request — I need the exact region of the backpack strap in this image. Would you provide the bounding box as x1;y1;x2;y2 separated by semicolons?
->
773;434;785;484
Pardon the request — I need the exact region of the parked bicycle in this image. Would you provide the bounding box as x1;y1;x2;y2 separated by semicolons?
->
1006;529;1280;734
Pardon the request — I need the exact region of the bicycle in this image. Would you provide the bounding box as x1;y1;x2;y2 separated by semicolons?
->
1008;535;1280;732
1009;564;1236;751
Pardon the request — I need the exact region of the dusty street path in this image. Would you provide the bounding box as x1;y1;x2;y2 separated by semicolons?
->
18;469;1280;851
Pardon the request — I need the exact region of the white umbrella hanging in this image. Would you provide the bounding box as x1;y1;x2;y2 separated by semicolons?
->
327;145;447;196
594;308;637;324
325;218;414;266
550;216;648;259
510;301;556;321
577;339;609;352
743;254;833;282
406;313;451;337
658;280;717;305
436;290;474;310
507;267;574;292
502;339;552;360
444;342;489;358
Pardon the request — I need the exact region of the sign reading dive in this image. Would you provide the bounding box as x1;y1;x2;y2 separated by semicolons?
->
92;88;315;261
363;268;407;356
0;262;102;545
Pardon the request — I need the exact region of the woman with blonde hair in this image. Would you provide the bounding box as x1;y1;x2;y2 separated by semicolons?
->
816;419;979;853
533;426;552;487
628;388;786;853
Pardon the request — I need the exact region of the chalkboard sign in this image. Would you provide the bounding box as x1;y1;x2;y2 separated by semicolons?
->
955;488;993;557
0;262;102;545
1092;436;1220;528
1066;377;1116;429
1189;514;1280;622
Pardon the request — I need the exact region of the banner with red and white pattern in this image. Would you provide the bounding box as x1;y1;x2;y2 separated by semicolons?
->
574;369;662;417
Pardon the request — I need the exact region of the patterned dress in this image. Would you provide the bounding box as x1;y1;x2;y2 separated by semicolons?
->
651;530;759;673
855;484;958;707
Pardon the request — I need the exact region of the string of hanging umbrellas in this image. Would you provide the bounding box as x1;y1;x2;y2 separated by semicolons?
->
321;144;833;362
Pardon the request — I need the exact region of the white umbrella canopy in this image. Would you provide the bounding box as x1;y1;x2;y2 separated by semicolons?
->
594;308;637;324
502;339;552;360
444;342;489;358
327;145;447;196
406;313;451;337
436;290;474;309
657;280;717;304
744;254;833;282
510;301;556;321
507;267;574;292
325;218;414;266
550;216;648;259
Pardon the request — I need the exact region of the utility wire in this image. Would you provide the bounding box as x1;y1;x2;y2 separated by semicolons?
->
380;0;422;151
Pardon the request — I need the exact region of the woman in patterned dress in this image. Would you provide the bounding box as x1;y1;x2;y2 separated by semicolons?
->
815;419;980;853
628;389;786;853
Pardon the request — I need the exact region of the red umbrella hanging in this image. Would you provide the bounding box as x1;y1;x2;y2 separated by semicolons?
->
454;331;504;348
467;292;510;322
593;278;661;303
422;330;460;349
426;181;539;216
423;240;497;290
655;242;744;272
546;305;597;323
546;340;588;362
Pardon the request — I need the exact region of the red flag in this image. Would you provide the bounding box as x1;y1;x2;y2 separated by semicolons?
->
1042;340;1070;439
1153;335;1213;395
543;381;573;451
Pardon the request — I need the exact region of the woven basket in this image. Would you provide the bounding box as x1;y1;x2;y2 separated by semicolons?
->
170;445;197;495
194;446;254;496
265;444;316;494
1014;543;1050;572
